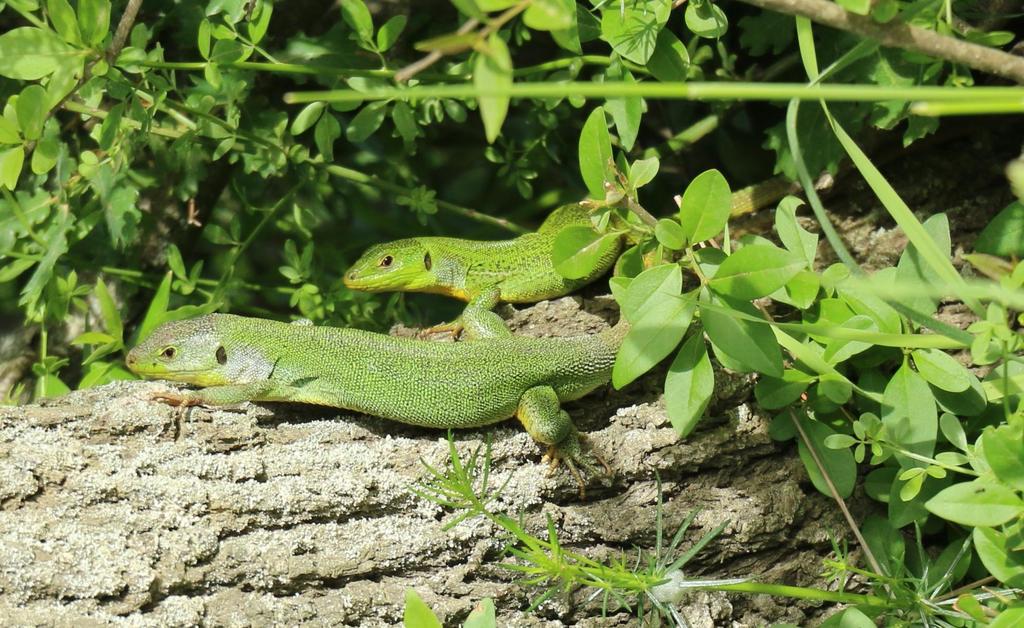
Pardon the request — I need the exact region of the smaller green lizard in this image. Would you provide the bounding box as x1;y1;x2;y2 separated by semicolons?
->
126;313;626;495
343;203;622;338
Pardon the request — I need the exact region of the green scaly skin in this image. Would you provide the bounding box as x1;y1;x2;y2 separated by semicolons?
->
126;313;629;493
343;204;622;338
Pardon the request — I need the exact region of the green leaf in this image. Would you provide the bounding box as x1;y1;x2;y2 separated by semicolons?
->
94;278;123;342
600;0;671;65
613;291;696;388
911;348;970;393
819;373;852;404
247;1;273;44
72;331;116;346
701;291;783;377
973;526;1024;587
835;0;871;14
403;589;442;628
665;333;714;436
755;370;812;409
210;38;245;64
895;213;951;313
551;226;620;280
77;0;111;46
0;115;19;144
684;1;728;39
774;196;817;266
818;608;875;628
678;169;731;244
47;0;81;44
523;0;574;31
340;0;374;44
939;412;968;451
982;425;1024;490
391;102;420;144
0;27;76;80
36;373;71;399
604;63;640;152
0;146;25;190
314;112;341;161
781;270;820;309
346;102;388;143
578;106;613;199
882;361;937;462
450;0;484;19
463;598;496;628
476;0;518;9
628;156;659;189
551;16;582;54
19;212;71;316
197;19;212;59
646;28;689;82
975;201;1024;257
473;34;512;144
708;244;804;300
926;480;1024;527
620;263;681;323
30;138;59;175
134;272;172;344
105;186;140;248
796;416;857;498
376;14;407;52
98;102;123;150
654;219;685;250
990;608;1024;628
291;102;325;136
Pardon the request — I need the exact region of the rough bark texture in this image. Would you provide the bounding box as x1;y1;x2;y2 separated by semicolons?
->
0;297;848;627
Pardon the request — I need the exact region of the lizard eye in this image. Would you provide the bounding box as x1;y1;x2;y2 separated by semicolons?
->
379;255;394;267
423;251;432;270
160;346;176;360
216;346;227;365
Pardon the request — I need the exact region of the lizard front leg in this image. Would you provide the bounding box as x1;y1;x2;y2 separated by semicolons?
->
150;381;276;407
515;385;610;498
419;286;509;340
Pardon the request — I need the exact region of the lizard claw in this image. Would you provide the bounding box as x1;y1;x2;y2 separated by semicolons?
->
149;390;200;407
416;319;464;340
543;431;612;499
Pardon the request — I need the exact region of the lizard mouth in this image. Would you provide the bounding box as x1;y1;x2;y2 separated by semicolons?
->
126;362;228;386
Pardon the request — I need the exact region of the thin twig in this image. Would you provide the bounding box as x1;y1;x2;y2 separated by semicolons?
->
394;18;479;83
788;408;890;585
108;0;144;63
622;195;659;227
735;0;1024;84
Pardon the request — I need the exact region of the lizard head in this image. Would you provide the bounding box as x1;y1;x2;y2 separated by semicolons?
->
343;238;439;293
126;315;233;386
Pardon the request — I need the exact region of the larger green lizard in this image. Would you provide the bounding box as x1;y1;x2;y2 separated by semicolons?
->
343;203;621;338
126;313;627;493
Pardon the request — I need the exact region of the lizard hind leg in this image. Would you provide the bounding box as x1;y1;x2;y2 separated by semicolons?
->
515;385;609;498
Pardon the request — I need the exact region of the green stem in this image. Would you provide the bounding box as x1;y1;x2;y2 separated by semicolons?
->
62;101;186;139
100;265;293;294
514;55;650;77
137;60;399;77
645;113;720;159
323;165;527;234
135;54;648;80
713;581;890;607
215;182;303;298
284;81;1024;105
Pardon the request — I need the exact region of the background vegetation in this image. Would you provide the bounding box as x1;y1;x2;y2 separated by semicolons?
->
1;0;1022;624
